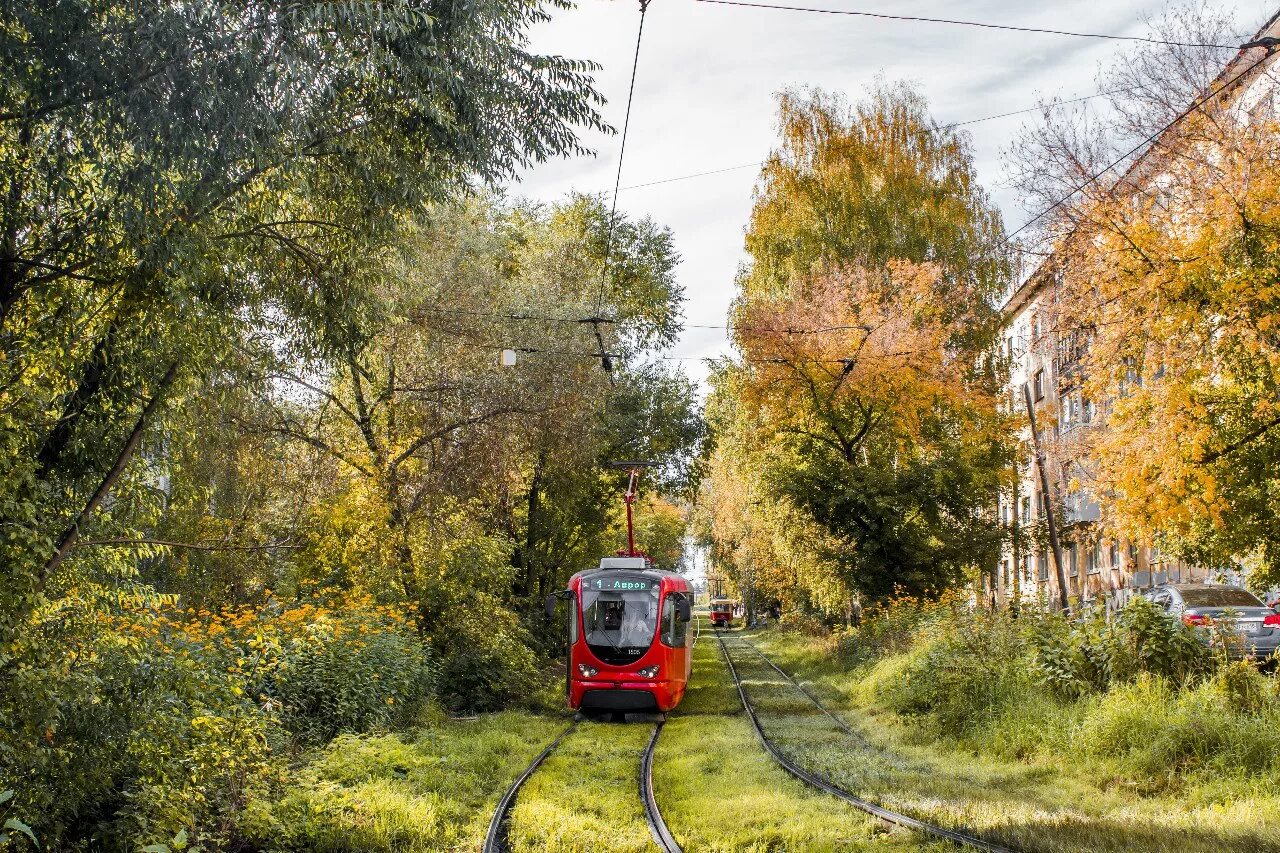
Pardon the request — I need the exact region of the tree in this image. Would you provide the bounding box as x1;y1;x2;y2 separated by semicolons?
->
701;82;1014;606
746;83;1008;334
0;0;607;660
249;196;698;642
733;263;1011;600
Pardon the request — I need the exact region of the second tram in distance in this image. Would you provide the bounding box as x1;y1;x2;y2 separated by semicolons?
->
709;597;735;628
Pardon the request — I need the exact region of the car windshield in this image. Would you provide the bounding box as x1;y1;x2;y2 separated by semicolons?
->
1177;587;1264;607
580;574;660;665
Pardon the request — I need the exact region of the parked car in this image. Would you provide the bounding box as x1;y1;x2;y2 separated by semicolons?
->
1146;584;1280;660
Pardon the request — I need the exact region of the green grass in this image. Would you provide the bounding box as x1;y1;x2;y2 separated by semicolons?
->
653;633;949;852
742;627;1280;853
239;709;566;851
507;721;656;852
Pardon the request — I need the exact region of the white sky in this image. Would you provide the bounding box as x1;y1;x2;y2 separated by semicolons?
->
506;0;1275;392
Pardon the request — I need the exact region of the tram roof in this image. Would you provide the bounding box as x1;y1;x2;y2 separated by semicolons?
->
568;564;688;585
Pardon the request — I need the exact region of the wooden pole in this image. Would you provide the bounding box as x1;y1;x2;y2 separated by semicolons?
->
1023;383;1070;612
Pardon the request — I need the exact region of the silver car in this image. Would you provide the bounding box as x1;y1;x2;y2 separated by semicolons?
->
1147;584;1280;660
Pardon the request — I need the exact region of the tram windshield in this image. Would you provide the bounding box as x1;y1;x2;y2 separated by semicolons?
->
580;574;660;665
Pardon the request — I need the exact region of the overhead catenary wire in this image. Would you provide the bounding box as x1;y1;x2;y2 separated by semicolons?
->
693;0;1246;49
588;0;653;374
418;304;869;336
619;88;1137;192
416;320;879;367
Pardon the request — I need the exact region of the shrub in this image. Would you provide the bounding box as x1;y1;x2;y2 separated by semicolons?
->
880;609;1035;733
1030;597;1212;698
433;600;539;713
777;609;829;636
0;589;433;851
1074;673;1280;778
835;591;960;665
0;593;280;852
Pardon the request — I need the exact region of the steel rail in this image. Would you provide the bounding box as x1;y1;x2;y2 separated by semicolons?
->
735;636;868;742
482;720;578;853
715;631;1021;853
641;720;683;852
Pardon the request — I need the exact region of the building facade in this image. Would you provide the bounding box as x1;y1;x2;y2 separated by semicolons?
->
995;16;1280;608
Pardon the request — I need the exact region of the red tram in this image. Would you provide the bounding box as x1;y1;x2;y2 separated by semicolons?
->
545;465;693;715
709;597;734;628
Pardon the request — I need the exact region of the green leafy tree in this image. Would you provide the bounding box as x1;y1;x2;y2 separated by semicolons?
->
0;0;607;658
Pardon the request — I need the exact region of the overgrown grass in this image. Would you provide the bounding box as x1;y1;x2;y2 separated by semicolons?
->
747;601;1280;853
653;635;948;852
240;710;566;851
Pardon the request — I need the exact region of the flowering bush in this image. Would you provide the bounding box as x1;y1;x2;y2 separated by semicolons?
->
154;591;435;743
0;589;432;851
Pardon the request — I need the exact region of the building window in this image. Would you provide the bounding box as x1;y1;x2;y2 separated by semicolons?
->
1067;543;1078;577
1087;543;1101;575
1038;553;1048;581
1109;540;1120;569
1031;313;1041;340
1005;336;1014;362
1020;496;1031;524
1033;369;1045;401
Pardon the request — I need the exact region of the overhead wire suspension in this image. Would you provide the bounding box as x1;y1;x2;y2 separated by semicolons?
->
586;0;654;379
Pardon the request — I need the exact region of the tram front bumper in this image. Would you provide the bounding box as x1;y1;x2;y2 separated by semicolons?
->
571;679;677;712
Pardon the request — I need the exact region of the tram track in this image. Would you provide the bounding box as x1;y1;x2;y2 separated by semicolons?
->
482;719;578;853
641;721;683;853
714;630;1021;853
482;716;681;853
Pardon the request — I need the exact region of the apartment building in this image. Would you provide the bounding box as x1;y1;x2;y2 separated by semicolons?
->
995;15;1280;608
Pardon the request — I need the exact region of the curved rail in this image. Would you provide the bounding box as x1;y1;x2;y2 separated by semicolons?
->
482;720;578;853
715;631;1020;853
735;636;911;768
641;721;683;853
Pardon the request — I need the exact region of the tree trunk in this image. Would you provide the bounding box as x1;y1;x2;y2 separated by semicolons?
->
32;360;181;606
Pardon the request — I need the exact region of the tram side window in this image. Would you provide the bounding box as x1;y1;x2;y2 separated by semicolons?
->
661;593;688;646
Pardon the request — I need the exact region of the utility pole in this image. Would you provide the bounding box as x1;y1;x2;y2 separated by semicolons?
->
1023;384;1070;613
1010;469;1021;612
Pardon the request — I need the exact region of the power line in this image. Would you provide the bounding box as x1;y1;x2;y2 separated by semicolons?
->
619;88;1134;193
416;321;859;367
418;304;869;336
592;0;653;374
694;0;1245;49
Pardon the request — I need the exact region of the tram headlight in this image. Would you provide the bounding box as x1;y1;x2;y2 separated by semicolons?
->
577;663;598;677
637;666;660;679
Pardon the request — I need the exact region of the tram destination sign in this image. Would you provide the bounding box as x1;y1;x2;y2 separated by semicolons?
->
589;576;655;592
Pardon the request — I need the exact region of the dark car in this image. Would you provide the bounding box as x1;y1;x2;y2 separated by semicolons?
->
1147;584;1280;660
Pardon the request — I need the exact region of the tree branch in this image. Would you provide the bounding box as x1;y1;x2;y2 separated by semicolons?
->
73;537;301;552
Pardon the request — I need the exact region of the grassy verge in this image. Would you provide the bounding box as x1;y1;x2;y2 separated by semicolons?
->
746;627;1280;853
239;709;566;851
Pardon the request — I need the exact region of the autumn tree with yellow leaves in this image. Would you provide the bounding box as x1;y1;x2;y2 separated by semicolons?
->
1007;4;1280;588
701;83;1015;610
